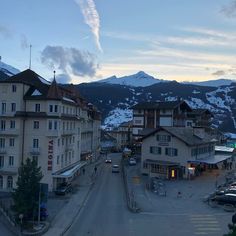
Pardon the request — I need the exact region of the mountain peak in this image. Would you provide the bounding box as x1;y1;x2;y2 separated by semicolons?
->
0;61;20;78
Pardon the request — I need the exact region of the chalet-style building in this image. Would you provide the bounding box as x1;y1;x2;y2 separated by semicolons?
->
0;69;101;192
141;127;221;179
132;101;214;141
106;121;132;151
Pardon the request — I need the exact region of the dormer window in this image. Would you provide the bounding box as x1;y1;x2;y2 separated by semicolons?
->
35;104;40;112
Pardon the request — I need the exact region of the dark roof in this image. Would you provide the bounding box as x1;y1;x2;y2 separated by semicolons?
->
142;127;215;146
131;100;192;111
47;79;62;99
190;109;213;117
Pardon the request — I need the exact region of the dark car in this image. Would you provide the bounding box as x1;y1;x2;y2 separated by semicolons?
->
211;193;236;205
55;183;73;195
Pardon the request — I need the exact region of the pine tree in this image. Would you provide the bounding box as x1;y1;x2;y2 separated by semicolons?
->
12;158;43;221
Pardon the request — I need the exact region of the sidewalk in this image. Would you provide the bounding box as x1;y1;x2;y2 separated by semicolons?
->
43;159;103;236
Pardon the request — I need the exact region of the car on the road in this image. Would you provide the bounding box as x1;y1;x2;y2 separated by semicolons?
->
55;183;73;195
105;158;112;163
129;157;137;166
112;164;120;173
211;193;236;205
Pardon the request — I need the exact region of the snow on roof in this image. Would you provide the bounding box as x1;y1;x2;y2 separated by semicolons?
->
37;75;51;85
63;97;75;103
215;146;234;153
32;89;42;96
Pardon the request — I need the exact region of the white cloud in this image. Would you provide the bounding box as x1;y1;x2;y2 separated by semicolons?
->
75;0;102;52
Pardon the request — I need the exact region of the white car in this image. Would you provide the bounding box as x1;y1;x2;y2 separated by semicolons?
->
112;164;120;173
129;158;136;166
105;158;112;163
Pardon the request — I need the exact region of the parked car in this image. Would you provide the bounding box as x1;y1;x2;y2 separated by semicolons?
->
129;157;137;166
112;164;120;173
55;183;73;195
105;158;112;163
211;193;236;206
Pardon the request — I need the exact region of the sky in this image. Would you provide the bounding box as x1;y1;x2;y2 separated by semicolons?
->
1;0;236;84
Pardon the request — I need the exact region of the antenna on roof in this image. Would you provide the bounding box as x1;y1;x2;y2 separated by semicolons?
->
53;70;56;80
29;44;32;69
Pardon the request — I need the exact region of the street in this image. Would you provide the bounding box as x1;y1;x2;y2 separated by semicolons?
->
0;219;14;236
65;152;232;236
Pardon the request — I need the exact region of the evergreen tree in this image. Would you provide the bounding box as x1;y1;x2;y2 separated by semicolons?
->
12;158;43;221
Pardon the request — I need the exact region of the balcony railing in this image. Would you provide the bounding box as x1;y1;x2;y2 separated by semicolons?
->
46;130;60;137
30;147;41;155
0;148;7;154
0;166;18;174
0;129;19;136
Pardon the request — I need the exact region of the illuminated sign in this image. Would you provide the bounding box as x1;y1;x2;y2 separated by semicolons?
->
48;140;53;171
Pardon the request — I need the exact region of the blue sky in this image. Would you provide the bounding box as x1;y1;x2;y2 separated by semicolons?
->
1;0;236;84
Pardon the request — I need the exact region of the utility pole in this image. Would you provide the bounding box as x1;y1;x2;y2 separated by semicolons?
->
38;183;41;226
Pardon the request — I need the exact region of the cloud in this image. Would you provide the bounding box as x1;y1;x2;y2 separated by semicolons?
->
212;70;226;76
0;25;12;38
221;0;236;18
41;46;98;77
75;0;102;52
55;73;72;84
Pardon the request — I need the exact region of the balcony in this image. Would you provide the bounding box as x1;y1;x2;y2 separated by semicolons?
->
0;148;7;154
65;144;74;152
0;129;19;136
62;130;76;136
0;166;18;174
30;147;41;155
46;130;60;137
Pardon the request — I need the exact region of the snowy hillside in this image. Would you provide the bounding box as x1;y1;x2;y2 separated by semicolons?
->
182;79;234;87
0;61;20;77
96;71;164;87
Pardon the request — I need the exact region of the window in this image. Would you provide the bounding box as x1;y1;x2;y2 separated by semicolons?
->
9;156;14;166
10;120;15;129
1;120;6;130
0;138;5;148
7;176;13;189
0;156;4;167
49;105;53;112
48;121;53;130
57;139;60;147
0;175;3;188
33;139;39;148
157;135;171;142
150;146;162;155
35;104;40;112
54;121;57;130
33;121;39;129
11;103;16;112
12;85;16;92
9;138;15;147
1;102;6;114
57;155;59;165
165;148;178;156
54;105;58;112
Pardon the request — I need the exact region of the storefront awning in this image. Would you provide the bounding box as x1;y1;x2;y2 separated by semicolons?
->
53;161;87;178
188;155;231;165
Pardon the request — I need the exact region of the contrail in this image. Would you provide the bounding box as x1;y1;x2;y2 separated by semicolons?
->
75;0;102;52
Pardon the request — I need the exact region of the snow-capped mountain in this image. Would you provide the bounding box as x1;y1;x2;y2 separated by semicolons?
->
182;78;235;87
0;61;20;79
96;71;164;87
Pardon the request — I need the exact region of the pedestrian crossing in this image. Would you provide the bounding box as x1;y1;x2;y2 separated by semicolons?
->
190;214;221;235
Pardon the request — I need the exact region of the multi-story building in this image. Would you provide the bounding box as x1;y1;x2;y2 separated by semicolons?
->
0;69;101;192
141;126;222;179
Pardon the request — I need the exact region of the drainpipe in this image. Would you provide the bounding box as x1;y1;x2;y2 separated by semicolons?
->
21;84;26;164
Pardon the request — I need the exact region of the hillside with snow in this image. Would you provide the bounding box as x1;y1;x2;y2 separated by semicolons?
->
182;79;235;87
0;61;20;79
96;71;165;87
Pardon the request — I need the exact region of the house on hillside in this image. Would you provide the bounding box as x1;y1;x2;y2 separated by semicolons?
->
140;126;226;180
0;69;101;192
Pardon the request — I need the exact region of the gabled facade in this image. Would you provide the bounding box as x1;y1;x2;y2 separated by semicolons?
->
0;69;101;191
132;101;192;140
141;127;217;179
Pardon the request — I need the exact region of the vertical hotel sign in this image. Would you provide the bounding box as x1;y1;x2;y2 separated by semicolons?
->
48;140;53;171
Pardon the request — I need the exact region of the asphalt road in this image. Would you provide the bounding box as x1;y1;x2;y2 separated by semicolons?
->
65;153;232;236
0;219;14;236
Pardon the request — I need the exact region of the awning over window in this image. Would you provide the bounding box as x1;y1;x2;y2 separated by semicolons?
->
188;155;232;165
145;159;179;166
53;161;87;178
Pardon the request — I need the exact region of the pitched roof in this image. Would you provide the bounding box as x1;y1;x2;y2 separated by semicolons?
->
142;127;215;146
47;79;62;99
131;100;192;111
